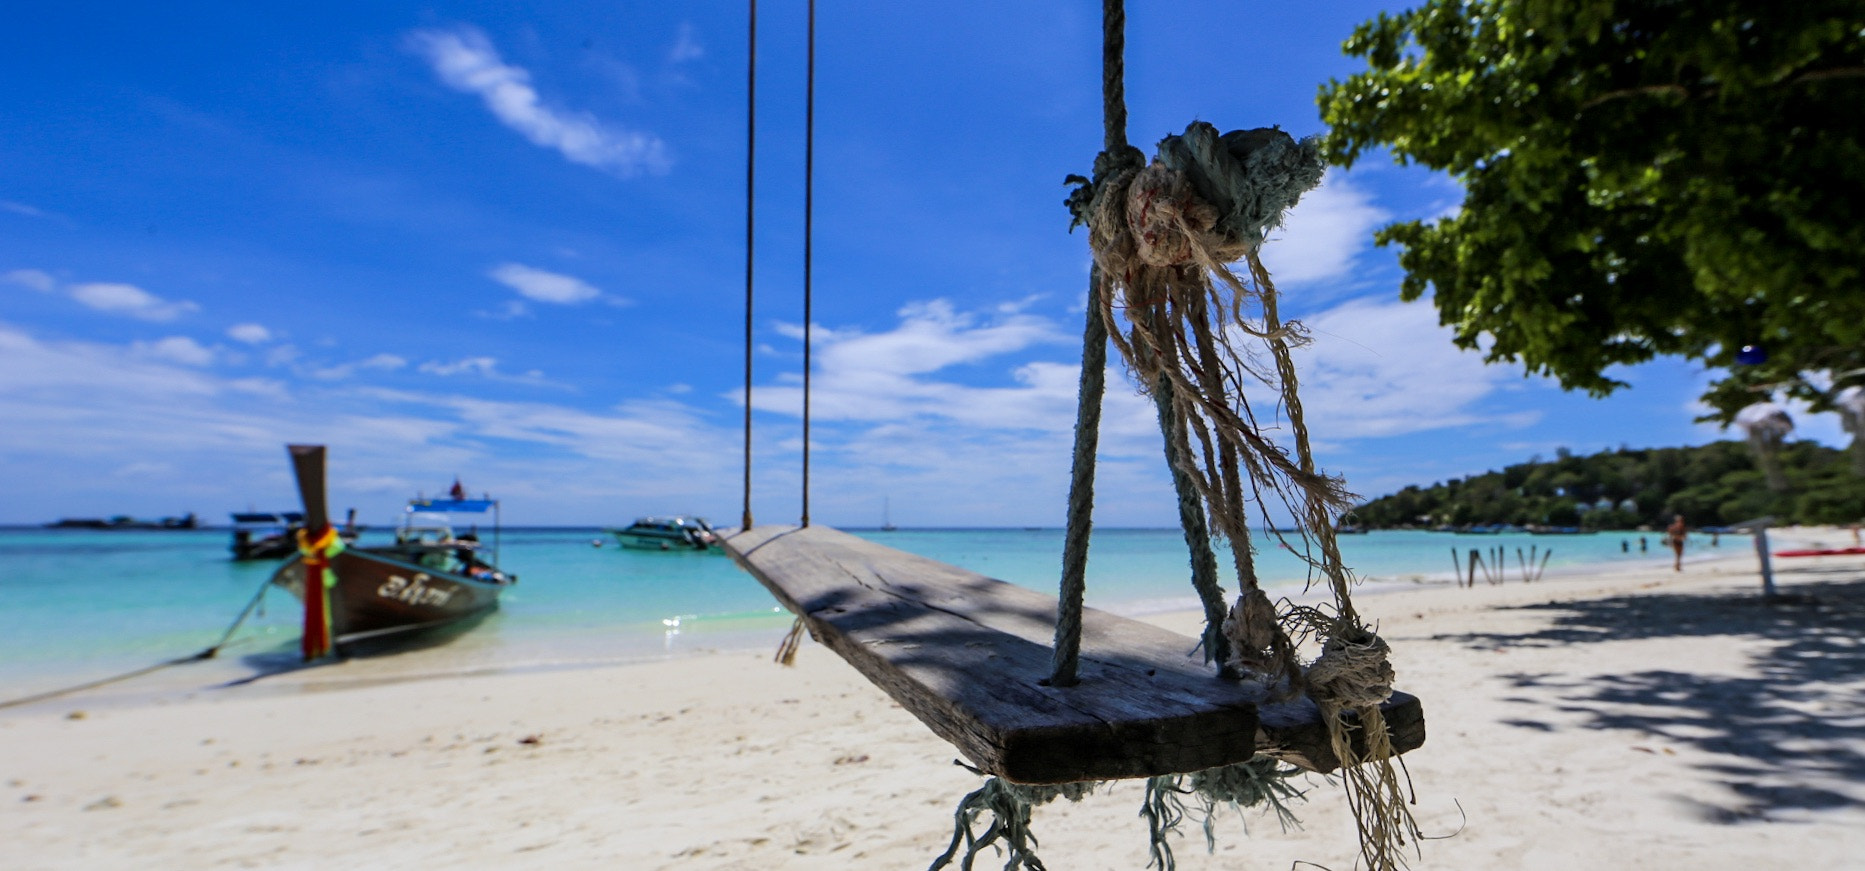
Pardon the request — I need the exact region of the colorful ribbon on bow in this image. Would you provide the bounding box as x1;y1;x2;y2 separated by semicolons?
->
295;526;345;660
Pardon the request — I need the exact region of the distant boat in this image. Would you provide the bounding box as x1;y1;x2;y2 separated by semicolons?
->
230;511;304;561
46;513;198;530
272;447;516;660
880;497;898;532
230;509;360;561
608;516;720;551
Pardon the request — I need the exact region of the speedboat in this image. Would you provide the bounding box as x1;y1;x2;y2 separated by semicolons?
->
609;516;719;551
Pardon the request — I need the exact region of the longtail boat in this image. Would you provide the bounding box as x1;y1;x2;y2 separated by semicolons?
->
272;445;516;660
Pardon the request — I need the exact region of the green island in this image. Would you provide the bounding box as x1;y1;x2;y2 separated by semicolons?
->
1350;442;1865;531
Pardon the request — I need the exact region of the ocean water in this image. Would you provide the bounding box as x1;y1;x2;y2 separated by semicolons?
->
0;525;1682;704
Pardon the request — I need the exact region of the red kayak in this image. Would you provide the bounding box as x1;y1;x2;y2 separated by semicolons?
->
1775;546;1865;557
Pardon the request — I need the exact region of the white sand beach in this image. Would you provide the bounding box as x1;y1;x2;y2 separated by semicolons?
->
6;528;1865;870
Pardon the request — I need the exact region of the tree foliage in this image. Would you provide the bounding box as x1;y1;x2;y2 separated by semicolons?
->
1351;441;1865;529
1317;1;1865;422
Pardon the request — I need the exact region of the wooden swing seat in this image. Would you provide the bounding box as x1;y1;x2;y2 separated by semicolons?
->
726;524;1424;785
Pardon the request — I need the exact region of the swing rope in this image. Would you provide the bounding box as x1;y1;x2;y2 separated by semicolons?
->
1048;0;1129;690
740;0;758;533
739;1;1419;865
800;0;815;528
962;0;1420;866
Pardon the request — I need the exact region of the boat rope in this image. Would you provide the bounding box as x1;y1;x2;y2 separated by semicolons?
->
741;0;758;532
0;573;274;711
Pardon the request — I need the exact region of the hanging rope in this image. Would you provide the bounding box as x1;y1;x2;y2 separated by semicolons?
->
1053;0;1237;685
1069;115;1418;869
800;0;816;528
741;0;758;532
1048;0;1128;689
930;766;1096;871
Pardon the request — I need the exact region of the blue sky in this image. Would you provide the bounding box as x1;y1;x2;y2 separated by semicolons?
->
0;2;1843;527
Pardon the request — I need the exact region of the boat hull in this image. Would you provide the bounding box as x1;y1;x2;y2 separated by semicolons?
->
612;531;714;551
271;547;510;643
232;533;297;561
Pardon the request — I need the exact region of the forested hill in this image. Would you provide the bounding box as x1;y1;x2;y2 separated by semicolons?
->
1350;441;1865;530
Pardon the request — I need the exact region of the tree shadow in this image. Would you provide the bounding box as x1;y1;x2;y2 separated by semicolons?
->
1438;569;1865;822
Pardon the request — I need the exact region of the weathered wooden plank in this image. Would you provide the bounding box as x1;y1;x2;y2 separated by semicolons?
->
725;524;1423;784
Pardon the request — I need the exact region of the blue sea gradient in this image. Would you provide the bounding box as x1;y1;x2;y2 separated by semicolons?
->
0;525;1684;702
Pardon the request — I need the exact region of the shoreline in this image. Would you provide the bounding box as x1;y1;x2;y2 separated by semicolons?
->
6;528;1862;868
0;527;1804;708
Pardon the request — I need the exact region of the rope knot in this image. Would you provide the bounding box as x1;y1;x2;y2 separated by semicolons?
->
1221;589;1282;672
1306;626;1395;711
1126;163;1218;267
1152;122;1325;258
1064;144;1146;232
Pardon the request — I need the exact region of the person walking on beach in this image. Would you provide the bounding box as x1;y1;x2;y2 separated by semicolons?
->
1666;514;1688;572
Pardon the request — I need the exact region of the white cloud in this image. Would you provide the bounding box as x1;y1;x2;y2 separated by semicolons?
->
0;319;745;525
488;262;602;304
740;293;1532;523
669;23;704;63
1265;297;1521;439
755;299;1070;427
134;336;216;367
314;353;408;380
407;26;670;177
419;356;500;377
4;269;56;292
361;353;408;371
1;201;45;218
1256;172;1390;287
67;282;200;322
265;344;301;367
227;323;273;344
474;299;532;320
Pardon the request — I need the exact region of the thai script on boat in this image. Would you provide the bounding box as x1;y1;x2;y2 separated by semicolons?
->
378;573;455;607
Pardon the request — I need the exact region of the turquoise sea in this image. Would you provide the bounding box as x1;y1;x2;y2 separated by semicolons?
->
0;525;1681;706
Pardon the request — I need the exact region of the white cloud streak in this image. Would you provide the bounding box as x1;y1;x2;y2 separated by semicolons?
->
227;323;273;344
66;282;200;322
488;262;603;305
419;356;500;377
0;291;1541;526
314;353;408;381
4;269;56;292
668;23;704;63
407;26;670;177
134;336;216;366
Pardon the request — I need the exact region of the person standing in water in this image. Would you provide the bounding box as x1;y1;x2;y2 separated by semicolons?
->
1666;514;1688;571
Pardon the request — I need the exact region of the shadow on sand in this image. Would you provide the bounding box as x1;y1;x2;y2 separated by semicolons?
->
224;611;497;689
1439;564;1865;823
